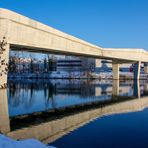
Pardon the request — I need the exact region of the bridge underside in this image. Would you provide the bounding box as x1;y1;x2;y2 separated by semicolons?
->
0;8;148;88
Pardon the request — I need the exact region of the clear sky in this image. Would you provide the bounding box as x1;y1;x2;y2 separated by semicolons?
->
0;0;148;50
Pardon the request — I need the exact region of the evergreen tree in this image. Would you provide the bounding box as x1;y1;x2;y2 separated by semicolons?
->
47;56;52;71
30;58;33;73
44;58;47;72
8;56;16;73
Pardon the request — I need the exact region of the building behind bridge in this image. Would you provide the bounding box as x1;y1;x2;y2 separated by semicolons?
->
8;50;138;75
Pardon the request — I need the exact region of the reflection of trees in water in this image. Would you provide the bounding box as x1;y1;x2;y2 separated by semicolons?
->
8;79;148;110
44;82;57;108
8;80;57;108
9;79;137;109
9;82;17;98
23;83;35;108
8;82;27;107
8;81;36;108
8;82;19;107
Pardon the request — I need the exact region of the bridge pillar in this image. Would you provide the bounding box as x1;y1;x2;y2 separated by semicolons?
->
0;89;10;133
0;41;10;89
112;79;119;96
112;63;120;79
144;63;148;74
144;84;148;91
134;61;141;80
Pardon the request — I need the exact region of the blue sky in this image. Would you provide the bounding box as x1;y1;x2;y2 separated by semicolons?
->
0;0;148;50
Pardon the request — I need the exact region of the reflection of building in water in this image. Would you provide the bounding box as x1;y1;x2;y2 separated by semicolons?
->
7;79;143;118
7;80;135;105
55;81;96;97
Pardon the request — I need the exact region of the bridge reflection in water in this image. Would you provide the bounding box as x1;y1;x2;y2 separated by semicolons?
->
0;80;148;144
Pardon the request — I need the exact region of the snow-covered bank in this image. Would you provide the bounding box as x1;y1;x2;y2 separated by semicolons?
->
8;71;148;80
0;134;56;148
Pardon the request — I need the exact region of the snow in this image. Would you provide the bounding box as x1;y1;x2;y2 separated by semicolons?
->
0;134;56;148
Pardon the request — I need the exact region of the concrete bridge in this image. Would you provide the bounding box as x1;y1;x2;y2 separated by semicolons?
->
0;8;148;88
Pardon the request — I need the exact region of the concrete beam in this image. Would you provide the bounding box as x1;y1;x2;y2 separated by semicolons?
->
134;61;141;80
112;63;120;80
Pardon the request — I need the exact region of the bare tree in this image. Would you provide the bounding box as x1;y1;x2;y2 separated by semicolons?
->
0;37;8;88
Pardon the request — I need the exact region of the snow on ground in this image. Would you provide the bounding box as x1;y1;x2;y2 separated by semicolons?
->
0;134;56;148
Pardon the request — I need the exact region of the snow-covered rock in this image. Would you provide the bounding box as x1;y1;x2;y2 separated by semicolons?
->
0;134;56;148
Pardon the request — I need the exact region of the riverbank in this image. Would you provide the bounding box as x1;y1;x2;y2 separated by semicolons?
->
0;134;55;148
8;72;148;80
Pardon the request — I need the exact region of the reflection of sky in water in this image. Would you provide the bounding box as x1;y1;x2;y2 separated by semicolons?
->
7;80;139;117
51;107;148;148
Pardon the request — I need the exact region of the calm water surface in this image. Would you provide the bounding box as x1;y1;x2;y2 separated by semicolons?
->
8;79;135;117
5;79;148;148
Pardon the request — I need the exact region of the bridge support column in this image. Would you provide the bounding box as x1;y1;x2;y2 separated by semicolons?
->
0;41;10;89
144;84;148;92
112;79;119;96
134;61;141;80
112;63;120;80
0;89;10;133
144;63;148;74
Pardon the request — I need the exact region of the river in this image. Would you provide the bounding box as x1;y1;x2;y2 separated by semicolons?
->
0;79;148;148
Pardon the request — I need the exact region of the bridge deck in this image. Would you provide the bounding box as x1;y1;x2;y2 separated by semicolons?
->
0;8;148;62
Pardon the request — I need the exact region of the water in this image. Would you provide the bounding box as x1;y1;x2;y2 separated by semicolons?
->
51;109;148;148
1;79;148;148
7;79;135;117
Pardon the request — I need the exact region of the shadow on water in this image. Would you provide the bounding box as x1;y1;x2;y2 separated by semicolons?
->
1;79;148;147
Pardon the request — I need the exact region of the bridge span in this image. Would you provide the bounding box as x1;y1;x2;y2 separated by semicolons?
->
0;8;148;88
